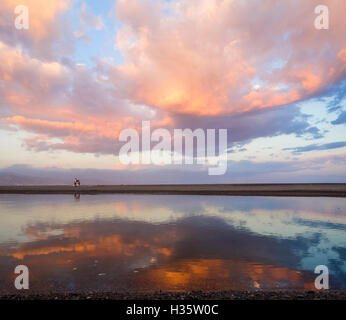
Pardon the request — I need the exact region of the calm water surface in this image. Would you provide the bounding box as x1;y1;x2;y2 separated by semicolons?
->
0;194;345;293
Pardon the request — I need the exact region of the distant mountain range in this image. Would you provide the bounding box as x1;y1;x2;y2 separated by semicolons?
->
1;163;343;185
0;173;64;185
0;167;114;185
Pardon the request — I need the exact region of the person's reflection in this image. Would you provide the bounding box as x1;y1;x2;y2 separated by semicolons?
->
74;193;80;201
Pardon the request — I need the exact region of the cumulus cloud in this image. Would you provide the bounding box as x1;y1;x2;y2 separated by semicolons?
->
0;0;74;59
0;41;145;154
0;0;345;174
111;0;346;115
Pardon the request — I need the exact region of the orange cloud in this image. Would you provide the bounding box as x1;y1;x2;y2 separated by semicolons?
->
3;115;120;139
111;0;346;115
0;0;72;44
0;0;345;157
140;259;316;291
338;48;346;63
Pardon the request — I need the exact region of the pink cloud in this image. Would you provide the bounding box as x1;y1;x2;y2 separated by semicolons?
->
0;0;345;157
0;0;74;59
111;0;346;115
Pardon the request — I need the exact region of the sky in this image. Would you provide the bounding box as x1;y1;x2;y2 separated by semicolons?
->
0;0;345;183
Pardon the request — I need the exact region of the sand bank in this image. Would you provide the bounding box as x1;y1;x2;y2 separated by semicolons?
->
0;184;345;197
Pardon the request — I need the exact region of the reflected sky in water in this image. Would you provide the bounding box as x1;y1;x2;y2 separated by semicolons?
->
0;194;345;293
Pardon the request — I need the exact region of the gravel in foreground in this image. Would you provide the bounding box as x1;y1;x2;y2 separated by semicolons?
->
1;290;346;300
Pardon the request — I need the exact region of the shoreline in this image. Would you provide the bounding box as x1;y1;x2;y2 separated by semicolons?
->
1;290;345;300
0;183;345;197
